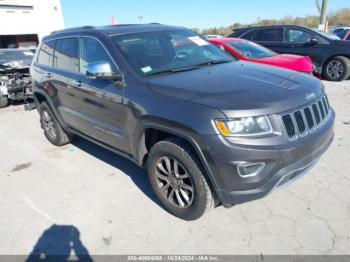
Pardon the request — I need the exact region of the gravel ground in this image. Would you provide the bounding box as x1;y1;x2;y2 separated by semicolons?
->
0;80;349;256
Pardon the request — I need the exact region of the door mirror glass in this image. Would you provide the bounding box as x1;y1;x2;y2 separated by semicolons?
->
86;61;122;81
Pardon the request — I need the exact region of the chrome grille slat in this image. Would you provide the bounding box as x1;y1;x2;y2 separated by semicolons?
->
312;103;321;125
282;95;332;140
325;95;331;109
322;98;329;115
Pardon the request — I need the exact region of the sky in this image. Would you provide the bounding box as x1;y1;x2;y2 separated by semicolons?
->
61;0;350;29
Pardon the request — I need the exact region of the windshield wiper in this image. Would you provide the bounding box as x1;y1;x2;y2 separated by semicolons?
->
194;59;232;67
147;60;232;76
147;66;200;76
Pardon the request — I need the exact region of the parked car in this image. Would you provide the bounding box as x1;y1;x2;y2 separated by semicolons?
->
209;37;314;74
30;24;334;220
330;26;350;39
341;29;350;41
0;48;35;108
229;25;350;81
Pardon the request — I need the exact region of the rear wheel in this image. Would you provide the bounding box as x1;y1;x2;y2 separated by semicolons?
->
39;102;72;146
147;137;214;220
322;56;350;81
0;95;9;108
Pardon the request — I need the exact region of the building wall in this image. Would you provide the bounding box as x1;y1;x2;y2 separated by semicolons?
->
0;0;64;40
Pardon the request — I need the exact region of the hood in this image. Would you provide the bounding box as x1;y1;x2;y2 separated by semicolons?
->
333;39;350;46
0;60;30;69
147;61;323;116
253;54;313;73
0;62;30;74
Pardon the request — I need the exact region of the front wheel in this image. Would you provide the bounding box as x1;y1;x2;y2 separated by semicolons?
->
147;138;214;220
322;56;350;81
0;95;9;108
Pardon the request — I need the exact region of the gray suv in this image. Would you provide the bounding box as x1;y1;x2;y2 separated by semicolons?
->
30;24;335;220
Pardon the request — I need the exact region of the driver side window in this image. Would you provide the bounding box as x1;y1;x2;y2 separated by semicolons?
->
286;29;314;43
79;37;116;74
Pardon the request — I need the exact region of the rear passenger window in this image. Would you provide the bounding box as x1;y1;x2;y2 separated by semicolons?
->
79;38;115;74
37;41;54;66
254;28;283;42
53;38;79;72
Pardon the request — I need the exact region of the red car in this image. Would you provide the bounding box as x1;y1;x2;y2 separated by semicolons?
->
209;38;314;74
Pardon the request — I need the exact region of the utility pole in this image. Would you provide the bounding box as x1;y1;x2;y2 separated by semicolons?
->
316;0;329;31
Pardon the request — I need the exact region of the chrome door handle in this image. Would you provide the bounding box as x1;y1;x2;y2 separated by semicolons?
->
44;72;51;78
71;80;82;87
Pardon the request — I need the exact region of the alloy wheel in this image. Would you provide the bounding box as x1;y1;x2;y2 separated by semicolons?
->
155;156;194;208
326;60;345;79
42;110;57;140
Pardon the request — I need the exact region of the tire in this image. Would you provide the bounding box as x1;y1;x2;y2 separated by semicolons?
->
147;137;214;220
39;102;72;146
0;95;9;108
322;56;350;81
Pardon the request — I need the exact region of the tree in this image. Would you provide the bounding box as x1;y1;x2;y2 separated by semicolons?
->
198;7;350;35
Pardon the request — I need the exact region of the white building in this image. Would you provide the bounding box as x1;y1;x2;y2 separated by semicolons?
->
0;0;64;48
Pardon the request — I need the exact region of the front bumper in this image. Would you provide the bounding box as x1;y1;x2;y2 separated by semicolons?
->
201;110;335;207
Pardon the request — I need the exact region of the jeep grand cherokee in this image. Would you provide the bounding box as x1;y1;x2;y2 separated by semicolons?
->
30;24;335;220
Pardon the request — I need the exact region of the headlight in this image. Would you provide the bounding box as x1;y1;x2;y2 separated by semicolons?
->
214;116;273;136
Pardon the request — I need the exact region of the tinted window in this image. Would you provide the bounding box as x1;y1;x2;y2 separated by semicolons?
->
53;38;79;72
286;29;314;43
241;29;257;40
80;38;115;74
37;41;54;66
254;28;283;42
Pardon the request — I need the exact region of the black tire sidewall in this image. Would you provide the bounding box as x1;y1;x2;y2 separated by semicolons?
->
39;102;65;146
147;140;211;220
323;56;350;81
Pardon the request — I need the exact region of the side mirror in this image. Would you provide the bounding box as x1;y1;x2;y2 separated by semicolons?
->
86;61;122;82
309;37;318;45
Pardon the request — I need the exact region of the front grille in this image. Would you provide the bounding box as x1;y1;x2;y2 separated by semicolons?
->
281;95;332;140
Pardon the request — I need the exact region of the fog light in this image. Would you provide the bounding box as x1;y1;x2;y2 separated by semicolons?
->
237;162;265;178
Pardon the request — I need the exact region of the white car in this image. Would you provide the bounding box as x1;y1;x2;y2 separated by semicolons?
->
203;34;222;39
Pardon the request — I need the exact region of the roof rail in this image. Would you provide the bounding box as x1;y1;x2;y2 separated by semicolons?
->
51;26;95;35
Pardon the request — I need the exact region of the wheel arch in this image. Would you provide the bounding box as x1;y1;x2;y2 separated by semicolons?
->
33;90;66;128
322;54;350;67
135;122;225;205
322;55;350;80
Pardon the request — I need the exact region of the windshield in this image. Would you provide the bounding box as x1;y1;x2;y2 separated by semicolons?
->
312;29;341;40
111;29;233;76
0;49;35;67
227;40;277;59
